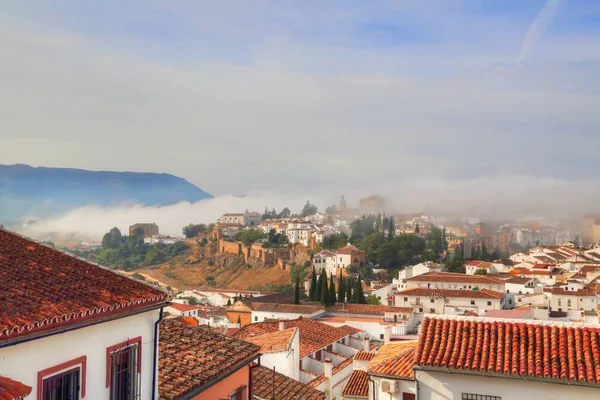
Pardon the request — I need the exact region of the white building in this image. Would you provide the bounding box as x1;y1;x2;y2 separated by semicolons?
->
414;315;600;400
164;302;203;317
395;287;505;316
465;261;499;275
399;272;505;292
394;261;443;282
0;229;170;400
251;303;326;323
243;325;301;380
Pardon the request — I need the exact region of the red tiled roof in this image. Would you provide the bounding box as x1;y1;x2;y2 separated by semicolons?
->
0;230;169;341
336;245;364;255
0;376;32;400
354;350;376;361
416;316;600;385
243;327;296;353
397;288;504;299
169;303;200;312
326;304;413;316
252;366;326;400
252;302;324;314
232;317;352;358
341;370;369;398
407;272;503;284
158;319;260;400
368;341;418;379
369;346;417;379
505;277;534;284
338;325;364;335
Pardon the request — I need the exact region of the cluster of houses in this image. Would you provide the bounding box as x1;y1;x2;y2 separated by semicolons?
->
4;225;600;400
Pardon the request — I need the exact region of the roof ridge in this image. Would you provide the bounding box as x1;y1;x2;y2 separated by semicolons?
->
424;314;600;328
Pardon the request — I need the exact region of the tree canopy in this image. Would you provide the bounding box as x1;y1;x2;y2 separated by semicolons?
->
182;223;207;238
301;200;318;217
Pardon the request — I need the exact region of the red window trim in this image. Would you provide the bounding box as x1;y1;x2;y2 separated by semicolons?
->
105;336;142;388
37;355;87;399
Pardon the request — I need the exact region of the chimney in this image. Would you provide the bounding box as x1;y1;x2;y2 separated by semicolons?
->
384;325;391;344
323;358;333;400
362;337;370;352
279;320;285;331
323;358;333;378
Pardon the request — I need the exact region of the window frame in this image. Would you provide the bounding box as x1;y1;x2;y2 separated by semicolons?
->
106;337;142;388
462;393;501;400
37;356;87;400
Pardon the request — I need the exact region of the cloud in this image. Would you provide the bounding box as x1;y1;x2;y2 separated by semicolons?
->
20;175;600;242
517;0;566;65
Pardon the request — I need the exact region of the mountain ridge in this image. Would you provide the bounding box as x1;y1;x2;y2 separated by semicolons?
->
0;164;212;223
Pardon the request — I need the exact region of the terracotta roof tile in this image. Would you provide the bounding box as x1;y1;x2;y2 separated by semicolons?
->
338;325;364;335
158;319;260;400
169;303;200;312
0;376;32;400
0;230;169;341
252;366;326;400
415;316;600;385
251;303;323;314
243;327;296;353
397;288;504;299
326;304;413;316
232;317;352;358
368;340;418;377
341;370;369;398
354;350;376;361
369;346;417;379
408;272;503;284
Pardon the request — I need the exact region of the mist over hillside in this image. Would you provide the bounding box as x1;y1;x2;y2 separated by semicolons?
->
0;164;212;224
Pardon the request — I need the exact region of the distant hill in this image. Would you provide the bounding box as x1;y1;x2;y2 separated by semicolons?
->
0;164;212;222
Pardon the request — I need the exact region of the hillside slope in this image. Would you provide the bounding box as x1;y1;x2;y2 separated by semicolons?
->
134;239;294;291
0;164;212;222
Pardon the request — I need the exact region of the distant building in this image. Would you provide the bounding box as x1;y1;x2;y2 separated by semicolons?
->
219;210;262;226
359;195;388;215
129;222;159;237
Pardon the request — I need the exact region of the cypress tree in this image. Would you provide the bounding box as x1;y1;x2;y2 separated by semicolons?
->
328;274;336;306
337;274;345;303
309;266;317;301
346;278;353;304
294;275;300;305
355;276;366;304
320;268;328;305
415;223;420;234
388;218;395;240
236;315;241;325
315;270;324;302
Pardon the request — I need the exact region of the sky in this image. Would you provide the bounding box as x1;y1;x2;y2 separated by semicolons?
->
2;0;600;225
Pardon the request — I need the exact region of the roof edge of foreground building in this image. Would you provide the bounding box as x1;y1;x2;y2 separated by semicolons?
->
415;314;600;388
252;365;326;400
159;318;260;400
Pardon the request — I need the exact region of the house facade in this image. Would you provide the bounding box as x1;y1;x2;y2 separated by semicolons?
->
0;229;170;400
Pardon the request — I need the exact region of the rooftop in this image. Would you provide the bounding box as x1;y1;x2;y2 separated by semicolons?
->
252;365;326;400
354;350;376;361
158;318;260;400
341;370;369;398
252;302;324;314
243;327;296;353
326;304;413;316
0;230;169;342
368;340;418;379
407;272;503;284
168;303;200;312
416;315;600;386
368;344;418;380
232;317;352;358
397;287;504;300
0;376;32;400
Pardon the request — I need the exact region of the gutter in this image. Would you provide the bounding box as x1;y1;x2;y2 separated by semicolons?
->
179;353;261;400
0;301;170;348
414;365;600;389
248;356;261;400
151;307;164;400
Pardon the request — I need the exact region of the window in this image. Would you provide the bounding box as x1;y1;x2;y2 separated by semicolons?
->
430;308;435;313
107;338;141;400
487;301;492;306
254;316;258;321
404;297;408;302
229;385;246;400
430;299;435;303
462;393;501;400
42;367;80;400
470;300;475;305
38;356;87;400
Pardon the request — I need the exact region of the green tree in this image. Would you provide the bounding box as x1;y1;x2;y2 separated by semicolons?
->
227;299;231;306
294;276;300;305
320;268;329;306
474;268;488;275
280;207;292;218
346;277;354;304
102;227;123;249
301;200;318;217
290;263;309;284
237;315;241;325
337;274;345;303
309;266;317;301
323;233;349;249
328;274;336;306
315;270;324;303
425;226;444;261
388;218;395;240
367;294;381;305
234;230;267;246
415;223;420;234
354;276;366;304
445;257;465;273
182;223;207;238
